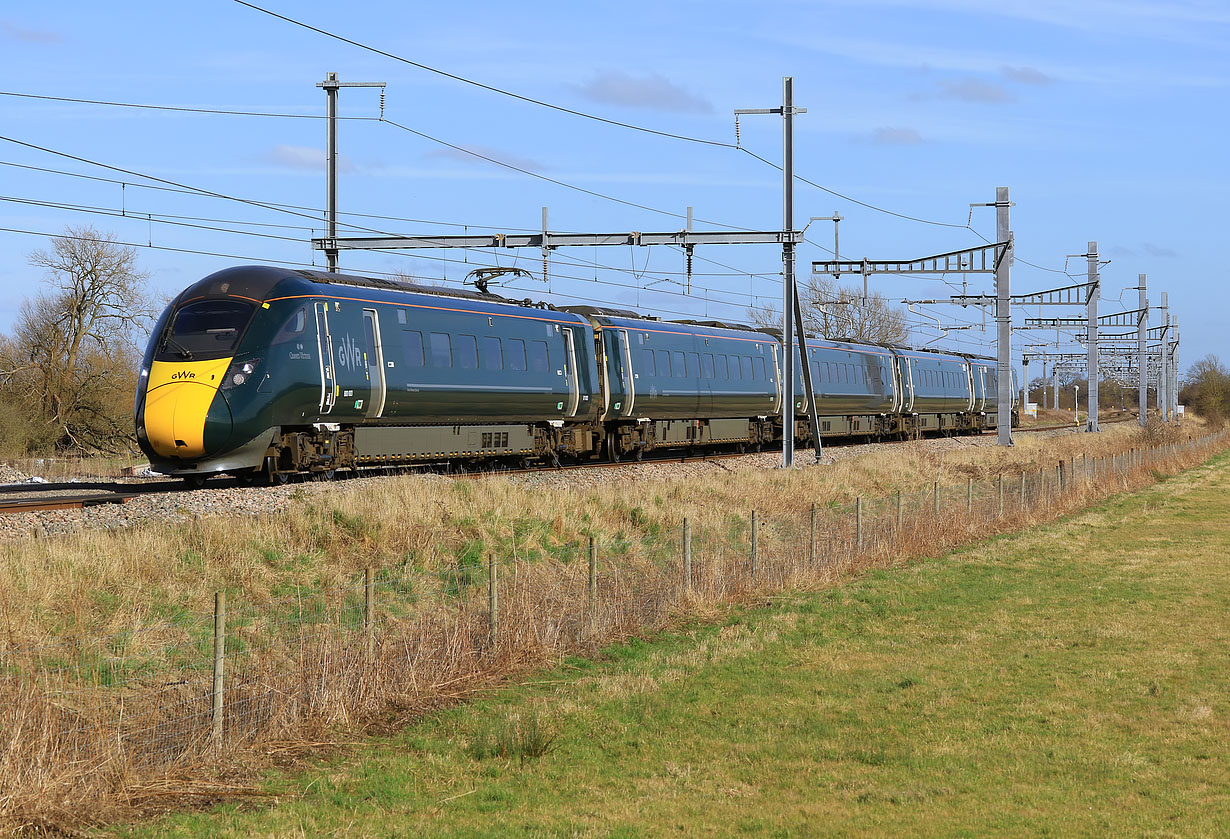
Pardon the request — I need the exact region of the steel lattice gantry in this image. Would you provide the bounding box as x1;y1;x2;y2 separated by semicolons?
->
811;206;1017;447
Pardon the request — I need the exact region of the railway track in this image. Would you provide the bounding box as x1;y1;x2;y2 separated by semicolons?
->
0;414;1145;515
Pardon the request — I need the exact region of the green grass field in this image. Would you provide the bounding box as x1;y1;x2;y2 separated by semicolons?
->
111;452;1230;838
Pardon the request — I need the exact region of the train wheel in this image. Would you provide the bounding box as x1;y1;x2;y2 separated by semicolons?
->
605;434;621;463
261;456;290;486
183;474;207;490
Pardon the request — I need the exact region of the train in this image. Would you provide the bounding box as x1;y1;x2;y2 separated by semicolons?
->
133;266;1016;484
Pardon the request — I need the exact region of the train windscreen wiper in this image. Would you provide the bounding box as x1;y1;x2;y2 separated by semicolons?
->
161;335;194;360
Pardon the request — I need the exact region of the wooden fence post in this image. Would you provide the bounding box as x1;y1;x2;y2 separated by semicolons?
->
967;477;973;515
856;497;864;552
364;567;375;660
211;590;225;747
809;503;817;567
683;518;692;593
750;511;759;574
488;554;498;646
588;537;597;632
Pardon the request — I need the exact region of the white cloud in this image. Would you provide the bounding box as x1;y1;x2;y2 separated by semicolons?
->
265;145;355;173
857;127;926;145
935;78;1016;104
0;20;62;44
1002;65;1054;85
575;71;713;114
426;144;546;172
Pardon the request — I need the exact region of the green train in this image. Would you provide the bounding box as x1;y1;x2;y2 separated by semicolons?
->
134;266;1015;484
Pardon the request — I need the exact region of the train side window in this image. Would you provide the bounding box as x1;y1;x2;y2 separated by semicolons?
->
456;334;478;370
671;351;685;378
727;355;739;380
657;350;671;377
718;354;729;379
753;356;766;380
740;356;753;380
403;330;424;367
641;348;656;376
396;309;407;325
811;360;821;382
529;340;549;373
429;332;452;368
481;336;503;370
702;353;715;379
507;338;527;371
687;352;700;378
272;307;307;343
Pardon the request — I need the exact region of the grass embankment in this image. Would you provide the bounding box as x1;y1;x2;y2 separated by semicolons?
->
0;420;1187;658
115;446;1230;838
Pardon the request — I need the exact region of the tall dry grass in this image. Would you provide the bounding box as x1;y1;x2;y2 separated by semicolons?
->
0;421;1219;833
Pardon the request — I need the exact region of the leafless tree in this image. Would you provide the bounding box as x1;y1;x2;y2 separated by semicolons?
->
749;274;910;344
0;226;154;452
1180;355;1230;425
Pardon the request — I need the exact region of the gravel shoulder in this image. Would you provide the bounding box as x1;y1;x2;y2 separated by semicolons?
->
0;426;1094;541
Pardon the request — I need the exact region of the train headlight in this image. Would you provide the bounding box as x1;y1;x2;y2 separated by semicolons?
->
221;358;261;390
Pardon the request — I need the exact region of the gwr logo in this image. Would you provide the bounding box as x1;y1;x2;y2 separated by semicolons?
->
336;334;364;371
171;370;196;380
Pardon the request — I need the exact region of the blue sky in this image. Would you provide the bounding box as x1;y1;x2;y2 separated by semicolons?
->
2;0;1225;381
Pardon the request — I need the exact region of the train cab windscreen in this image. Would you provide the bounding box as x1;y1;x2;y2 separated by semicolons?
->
156;300;255;361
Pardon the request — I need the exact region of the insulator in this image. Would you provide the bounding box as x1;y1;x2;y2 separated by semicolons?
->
379;89;386;120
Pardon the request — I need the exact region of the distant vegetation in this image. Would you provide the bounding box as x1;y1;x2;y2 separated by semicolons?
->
1181;355;1230;426
0;226;153;455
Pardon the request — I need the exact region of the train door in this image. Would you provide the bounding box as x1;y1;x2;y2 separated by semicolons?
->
362;309;386;419
617;329;635;417
906;358;917;411
314;302;336;414
769;343;782;416
562;327;581;417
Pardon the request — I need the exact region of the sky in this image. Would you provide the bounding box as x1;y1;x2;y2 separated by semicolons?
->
2;0;1226;385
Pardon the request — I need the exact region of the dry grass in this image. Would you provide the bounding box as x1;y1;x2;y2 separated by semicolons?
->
0;419;1218;834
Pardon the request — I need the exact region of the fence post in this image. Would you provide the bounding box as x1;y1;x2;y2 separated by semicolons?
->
896;490;903;530
683;518;692;593
967;477;973;515
364;567;374;660
750;510;759;574
488;554;498;646
856;497;864;552
1020;472;1027;509
998;475;1004;517
588;537;597;632
809;503;817;567
211;590;225;747
933;481;940;518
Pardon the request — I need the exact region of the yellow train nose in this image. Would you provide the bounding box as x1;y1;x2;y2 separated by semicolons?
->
142;359;233;458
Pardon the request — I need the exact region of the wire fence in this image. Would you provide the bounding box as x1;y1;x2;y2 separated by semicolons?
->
1;429;1226;824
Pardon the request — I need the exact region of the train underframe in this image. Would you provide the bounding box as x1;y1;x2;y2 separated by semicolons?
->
226;409;997;483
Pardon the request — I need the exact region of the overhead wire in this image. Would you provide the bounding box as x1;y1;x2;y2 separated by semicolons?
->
230;0;738;150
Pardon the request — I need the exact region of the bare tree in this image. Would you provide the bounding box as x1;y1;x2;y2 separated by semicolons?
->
1180;355;1230;426
749;274;910;344
0;226;154;452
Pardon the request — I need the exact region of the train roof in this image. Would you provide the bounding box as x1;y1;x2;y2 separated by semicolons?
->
180;267;1000;364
